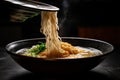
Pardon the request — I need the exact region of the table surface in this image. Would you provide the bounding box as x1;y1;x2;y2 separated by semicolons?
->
0;46;120;80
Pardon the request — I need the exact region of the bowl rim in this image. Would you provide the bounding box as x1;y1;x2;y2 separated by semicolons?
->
5;37;114;61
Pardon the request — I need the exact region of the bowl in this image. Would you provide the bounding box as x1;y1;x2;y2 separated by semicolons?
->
5;37;114;74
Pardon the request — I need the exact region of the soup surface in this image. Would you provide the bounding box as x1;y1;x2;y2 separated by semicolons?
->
16;42;103;59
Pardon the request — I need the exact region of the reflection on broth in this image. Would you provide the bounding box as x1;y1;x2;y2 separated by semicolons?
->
17;11;103;59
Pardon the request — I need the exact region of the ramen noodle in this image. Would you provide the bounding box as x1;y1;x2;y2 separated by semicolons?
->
18;11;103;59
40;11;66;58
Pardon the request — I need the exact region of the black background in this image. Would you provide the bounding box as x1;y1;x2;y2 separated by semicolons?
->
0;0;120;80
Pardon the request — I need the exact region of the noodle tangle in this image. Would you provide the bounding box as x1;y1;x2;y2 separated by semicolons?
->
40;11;66;58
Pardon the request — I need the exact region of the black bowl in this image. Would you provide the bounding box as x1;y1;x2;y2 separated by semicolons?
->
5;37;114;74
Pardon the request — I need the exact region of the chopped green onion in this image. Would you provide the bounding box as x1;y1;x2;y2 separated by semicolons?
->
26;42;46;57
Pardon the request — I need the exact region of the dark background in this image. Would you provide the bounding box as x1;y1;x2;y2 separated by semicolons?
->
0;0;120;80
0;0;120;47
